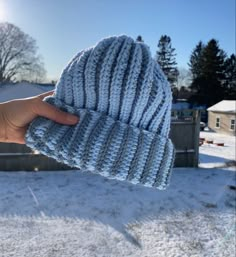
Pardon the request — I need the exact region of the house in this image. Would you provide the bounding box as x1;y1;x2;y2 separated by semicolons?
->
0;82;54;102
207;100;236;136
172;99;207;123
172;99;190;120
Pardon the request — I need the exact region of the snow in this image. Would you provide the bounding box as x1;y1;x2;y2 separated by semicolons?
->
0;83;54;102
199;131;236;168
0;131;235;257
207;100;236;113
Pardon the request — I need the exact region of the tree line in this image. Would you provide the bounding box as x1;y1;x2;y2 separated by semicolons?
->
137;35;235;107
0;22;234;108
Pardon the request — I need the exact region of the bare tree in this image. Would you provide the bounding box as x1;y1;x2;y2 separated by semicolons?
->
176;68;192;89
0;22;46;83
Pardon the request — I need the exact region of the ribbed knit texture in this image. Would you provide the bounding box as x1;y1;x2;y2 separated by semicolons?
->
26;35;175;190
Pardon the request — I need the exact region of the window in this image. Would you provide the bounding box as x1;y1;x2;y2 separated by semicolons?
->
230;119;235;131
215;117;220;128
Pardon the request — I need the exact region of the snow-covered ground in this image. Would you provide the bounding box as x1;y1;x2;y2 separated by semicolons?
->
199;131;235;168
0;131;235;257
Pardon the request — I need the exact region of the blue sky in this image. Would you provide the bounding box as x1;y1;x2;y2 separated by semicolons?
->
0;0;235;80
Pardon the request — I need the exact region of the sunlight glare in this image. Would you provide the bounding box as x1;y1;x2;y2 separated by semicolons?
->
0;0;6;21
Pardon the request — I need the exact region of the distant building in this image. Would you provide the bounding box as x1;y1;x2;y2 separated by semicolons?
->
171;99;206;122
207;100;236;136
0;82;55;102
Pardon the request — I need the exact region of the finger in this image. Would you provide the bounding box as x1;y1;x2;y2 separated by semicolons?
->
35;101;79;125
37;90;55;100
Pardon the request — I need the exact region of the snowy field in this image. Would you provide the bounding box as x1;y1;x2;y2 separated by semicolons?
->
0;131;235;257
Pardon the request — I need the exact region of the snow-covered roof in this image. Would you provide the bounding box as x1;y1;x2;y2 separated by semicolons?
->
207;100;236;113
0;82;55;102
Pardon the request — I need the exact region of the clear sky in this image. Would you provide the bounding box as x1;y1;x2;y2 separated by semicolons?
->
0;0;235;81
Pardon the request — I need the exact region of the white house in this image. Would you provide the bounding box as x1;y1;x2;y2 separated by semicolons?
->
207;100;236;136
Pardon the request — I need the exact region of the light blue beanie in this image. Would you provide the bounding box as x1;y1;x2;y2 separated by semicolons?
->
26;35;175;190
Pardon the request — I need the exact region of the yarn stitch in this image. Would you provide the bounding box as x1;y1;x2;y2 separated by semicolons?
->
26;35;175;190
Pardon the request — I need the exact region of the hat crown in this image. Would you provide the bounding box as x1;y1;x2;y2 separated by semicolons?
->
56;35;172;137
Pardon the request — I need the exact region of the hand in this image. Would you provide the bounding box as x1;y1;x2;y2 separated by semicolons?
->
0;91;79;144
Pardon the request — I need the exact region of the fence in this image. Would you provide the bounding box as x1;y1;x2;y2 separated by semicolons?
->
171;110;200;167
0;110;200;171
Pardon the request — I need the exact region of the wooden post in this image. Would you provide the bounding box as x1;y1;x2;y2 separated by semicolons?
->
193;110;201;167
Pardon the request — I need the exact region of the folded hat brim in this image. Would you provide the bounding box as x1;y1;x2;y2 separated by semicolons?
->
26;97;175;189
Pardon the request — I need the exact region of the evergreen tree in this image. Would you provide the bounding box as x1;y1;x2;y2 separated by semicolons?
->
188;41;205;79
224;54;236;99
156;35;179;87
189;39;227;106
136;35;144;42
202;39;226;81
172;87;179;102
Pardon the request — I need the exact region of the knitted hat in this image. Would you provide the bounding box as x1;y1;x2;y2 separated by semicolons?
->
26;35;175;190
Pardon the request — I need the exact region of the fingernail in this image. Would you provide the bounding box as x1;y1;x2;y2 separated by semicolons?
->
67;115;79;123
